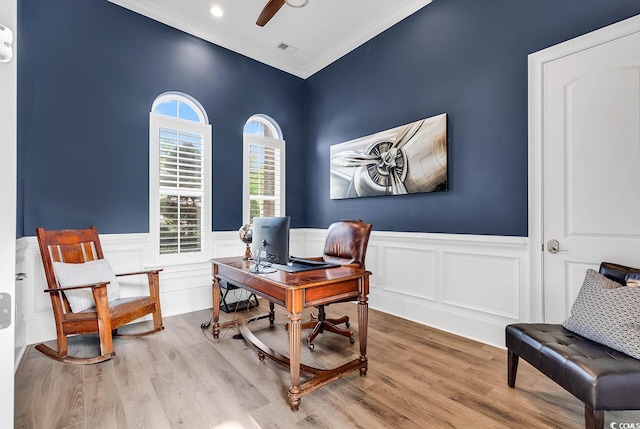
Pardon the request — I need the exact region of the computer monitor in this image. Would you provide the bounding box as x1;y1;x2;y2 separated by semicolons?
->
252;216;290;267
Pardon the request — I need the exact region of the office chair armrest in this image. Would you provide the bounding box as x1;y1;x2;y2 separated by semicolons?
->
342;263;362;269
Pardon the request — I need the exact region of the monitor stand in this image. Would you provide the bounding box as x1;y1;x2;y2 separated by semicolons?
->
251;261;277;274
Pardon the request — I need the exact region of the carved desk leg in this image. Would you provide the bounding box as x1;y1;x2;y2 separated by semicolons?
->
212;274;221;339
358;292;369;376
287;311;302;411
269;301;276;325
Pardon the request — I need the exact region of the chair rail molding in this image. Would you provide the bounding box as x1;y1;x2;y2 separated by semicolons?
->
16;229;529;353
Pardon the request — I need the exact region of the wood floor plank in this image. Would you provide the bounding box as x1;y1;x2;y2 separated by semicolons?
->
43;363;85;429
149;371;213;429
300;380;417;429
84;370;128;429
112;342;173;428
361;357;511;428
189;341;272;412
14;347;55;429
17;301;640;428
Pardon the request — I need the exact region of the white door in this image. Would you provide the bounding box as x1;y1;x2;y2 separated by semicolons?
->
0;0;16;427
533;16;640;323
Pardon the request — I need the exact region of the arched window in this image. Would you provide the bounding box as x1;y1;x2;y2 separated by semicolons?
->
243;115;285;225
150;92;211;263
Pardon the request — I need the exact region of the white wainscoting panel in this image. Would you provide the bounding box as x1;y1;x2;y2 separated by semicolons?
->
291;229;529;347
14;239;28;370
17;230;249;348
441;252;519;319
363;231;529;348
382;246;436;301
16;229;529;356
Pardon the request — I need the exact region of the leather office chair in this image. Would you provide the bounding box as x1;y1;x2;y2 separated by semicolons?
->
301;219;372;350
35;226;164;364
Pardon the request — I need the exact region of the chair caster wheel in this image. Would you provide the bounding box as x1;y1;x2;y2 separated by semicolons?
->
349;337;355;344
345;321;350;328
308;342;315;350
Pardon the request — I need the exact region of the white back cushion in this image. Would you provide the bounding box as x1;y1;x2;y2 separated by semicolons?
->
53;259;121;312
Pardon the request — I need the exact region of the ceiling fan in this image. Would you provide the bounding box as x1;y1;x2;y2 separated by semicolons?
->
256;0;309;27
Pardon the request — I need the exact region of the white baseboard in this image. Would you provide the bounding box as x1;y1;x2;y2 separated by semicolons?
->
15;229;529;360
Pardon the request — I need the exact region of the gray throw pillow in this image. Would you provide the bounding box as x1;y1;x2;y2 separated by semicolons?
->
563;268;640;360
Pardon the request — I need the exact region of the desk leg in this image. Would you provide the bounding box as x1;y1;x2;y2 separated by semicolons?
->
212;276;221;339
287;311;302;411
358;293;369;376
269;302;275;325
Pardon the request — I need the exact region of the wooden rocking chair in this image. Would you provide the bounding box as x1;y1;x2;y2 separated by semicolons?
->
35;226;164;364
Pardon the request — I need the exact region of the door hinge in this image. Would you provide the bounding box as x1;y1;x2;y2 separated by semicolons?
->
0;293;11;330
0;24;14;63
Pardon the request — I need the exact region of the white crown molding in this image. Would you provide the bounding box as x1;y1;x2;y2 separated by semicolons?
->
108;0;433;79
108;0;305;76
300;0;433;78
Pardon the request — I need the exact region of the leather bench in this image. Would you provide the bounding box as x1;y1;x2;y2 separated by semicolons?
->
506;262;640;429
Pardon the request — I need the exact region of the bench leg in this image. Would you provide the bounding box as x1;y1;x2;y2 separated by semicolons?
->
584;405;604;429
507;349;519;388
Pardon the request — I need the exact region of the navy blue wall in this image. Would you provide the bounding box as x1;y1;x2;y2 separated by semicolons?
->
306;0;640;236
17;0;307;237
17;0;640;238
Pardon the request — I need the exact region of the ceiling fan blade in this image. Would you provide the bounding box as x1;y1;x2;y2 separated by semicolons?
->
256;0;286;27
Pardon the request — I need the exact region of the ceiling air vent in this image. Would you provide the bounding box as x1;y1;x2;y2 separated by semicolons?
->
277;42;298;55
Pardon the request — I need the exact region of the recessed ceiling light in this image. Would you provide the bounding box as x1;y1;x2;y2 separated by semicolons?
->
210;6;223;17
285;0;308;7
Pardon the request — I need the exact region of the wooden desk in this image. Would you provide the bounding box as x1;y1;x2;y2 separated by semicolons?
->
210;257;371;411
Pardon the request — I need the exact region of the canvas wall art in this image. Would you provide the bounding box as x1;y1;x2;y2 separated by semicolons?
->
330;113;447;199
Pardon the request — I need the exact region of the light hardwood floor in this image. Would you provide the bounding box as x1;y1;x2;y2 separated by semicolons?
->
15;301;640;428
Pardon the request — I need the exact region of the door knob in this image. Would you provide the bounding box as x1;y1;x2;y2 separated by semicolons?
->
546;239;567;254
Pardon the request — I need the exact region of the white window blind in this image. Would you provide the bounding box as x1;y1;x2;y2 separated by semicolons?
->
243;115;285;226
158;127;204;254
248;142;282;223
150;92;211;263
